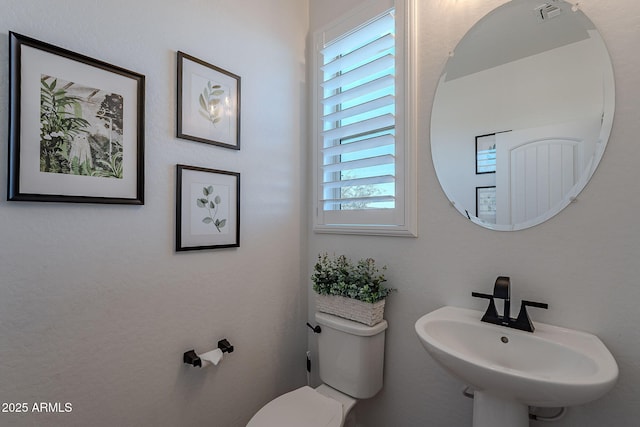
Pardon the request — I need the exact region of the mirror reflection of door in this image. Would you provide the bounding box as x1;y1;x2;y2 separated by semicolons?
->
494;118;602;226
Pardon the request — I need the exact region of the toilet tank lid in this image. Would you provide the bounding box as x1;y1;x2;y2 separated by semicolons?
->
315;312;388;336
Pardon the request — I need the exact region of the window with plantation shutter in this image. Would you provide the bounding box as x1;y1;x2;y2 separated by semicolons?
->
312;0;417;236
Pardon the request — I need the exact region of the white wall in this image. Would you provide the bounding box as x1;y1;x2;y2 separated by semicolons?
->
309;1;640;426
0;1;308;426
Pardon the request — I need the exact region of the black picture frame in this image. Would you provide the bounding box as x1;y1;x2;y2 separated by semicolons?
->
177;51;241;150
8;32;145;204
176;164;240;251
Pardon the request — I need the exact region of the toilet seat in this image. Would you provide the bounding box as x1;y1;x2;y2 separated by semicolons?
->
247;386;343;427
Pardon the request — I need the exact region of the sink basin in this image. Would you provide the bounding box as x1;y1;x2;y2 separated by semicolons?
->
415;306;617;426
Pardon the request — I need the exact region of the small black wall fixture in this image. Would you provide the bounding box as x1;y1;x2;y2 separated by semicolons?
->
183;349;201;367
217;339;234;354
306;322;321;334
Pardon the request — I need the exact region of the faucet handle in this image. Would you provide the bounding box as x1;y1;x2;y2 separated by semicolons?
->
522;300;548;310
471;291;493;300
512;300;548;332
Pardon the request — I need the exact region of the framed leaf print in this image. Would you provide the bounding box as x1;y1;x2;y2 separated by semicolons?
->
176;164;240;251
177;51;241;150
476;186;496;224
8;32;145;204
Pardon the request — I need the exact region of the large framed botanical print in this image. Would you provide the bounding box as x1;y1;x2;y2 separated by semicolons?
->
8;32;145;204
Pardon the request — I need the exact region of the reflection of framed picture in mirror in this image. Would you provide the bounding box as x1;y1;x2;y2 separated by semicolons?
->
476;186;496;224
475;133;496;174
177;51;240;150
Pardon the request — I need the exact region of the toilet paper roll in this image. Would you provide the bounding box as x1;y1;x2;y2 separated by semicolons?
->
200;348;224;367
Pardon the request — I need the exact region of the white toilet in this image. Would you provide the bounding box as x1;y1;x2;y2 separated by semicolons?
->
247;311;388;427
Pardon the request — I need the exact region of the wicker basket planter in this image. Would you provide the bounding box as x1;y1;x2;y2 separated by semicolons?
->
315;294;386;326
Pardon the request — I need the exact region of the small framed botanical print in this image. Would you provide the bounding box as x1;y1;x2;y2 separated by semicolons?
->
177;51;240;150
176;164;240;251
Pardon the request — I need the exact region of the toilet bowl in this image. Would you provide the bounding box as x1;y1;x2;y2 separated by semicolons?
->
247;312;388;427
246;384;356;427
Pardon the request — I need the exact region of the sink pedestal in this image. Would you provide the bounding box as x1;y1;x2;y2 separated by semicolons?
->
473;390;528;427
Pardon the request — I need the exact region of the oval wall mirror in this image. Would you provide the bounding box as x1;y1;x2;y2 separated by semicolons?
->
430;0;614;230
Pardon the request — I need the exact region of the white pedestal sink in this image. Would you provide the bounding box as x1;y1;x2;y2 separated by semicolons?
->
415;306;618;427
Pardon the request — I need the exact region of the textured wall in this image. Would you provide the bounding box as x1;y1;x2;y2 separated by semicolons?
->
0;1;308;426
308;0;640;426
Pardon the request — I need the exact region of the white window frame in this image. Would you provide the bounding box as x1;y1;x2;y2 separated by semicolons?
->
312;0;417;236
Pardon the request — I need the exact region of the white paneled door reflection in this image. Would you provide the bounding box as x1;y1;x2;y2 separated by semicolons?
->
495;118;601;225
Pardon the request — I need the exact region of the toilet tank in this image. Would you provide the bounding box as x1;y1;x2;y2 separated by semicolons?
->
315;312;388;399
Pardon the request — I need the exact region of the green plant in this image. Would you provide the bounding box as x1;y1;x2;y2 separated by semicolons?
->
93;150;124;179
311;253;393;303
199;81;226;125
40;77;91;173
196;185;227;232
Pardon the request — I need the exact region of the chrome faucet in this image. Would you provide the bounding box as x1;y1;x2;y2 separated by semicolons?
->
472;276;548;332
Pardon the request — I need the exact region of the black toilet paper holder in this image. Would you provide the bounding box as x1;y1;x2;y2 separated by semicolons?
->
183;339;235;367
